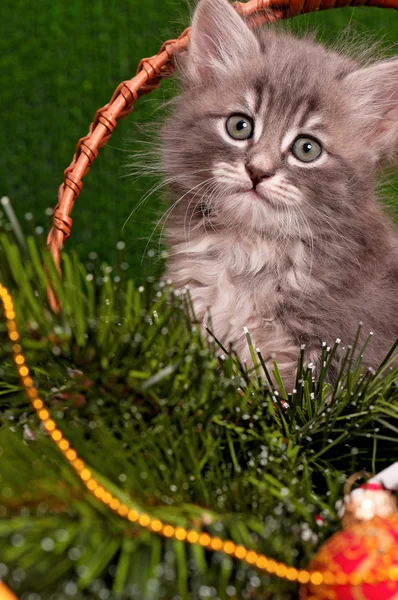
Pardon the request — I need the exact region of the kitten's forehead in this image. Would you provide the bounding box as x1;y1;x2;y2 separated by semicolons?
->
214;30;355;124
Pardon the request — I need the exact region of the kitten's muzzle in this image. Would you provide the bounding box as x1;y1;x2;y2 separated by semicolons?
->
245;163;276;189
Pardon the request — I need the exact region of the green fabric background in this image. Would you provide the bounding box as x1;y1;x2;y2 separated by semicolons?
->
1;1;397;278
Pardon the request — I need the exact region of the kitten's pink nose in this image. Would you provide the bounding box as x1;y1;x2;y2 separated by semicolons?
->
245;164;275;188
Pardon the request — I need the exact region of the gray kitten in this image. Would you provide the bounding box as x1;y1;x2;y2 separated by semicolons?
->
161;0;398;388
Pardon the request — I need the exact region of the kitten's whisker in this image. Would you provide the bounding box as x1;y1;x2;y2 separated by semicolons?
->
123;178;176;231
141;197;183;264
145;177;219;259
188;180;224;241
123;169;216;231
183;178;220;244
293;205;315;298
142;178;219;264
200;182;226;237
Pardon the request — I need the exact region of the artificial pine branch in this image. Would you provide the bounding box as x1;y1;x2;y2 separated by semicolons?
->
0;209;397;599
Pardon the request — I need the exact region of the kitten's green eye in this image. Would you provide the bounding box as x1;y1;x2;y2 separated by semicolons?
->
226;114;254;141
291;136;322;163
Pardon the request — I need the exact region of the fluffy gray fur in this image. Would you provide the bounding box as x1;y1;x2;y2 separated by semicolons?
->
160;0;398;387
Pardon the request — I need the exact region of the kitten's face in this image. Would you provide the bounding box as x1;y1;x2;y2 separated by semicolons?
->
161;0;398;237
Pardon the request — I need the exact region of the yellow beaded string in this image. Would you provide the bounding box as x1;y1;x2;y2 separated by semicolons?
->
0;282;396;590
0;582;18;600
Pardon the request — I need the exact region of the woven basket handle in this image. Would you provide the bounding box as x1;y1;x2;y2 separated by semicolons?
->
47;0;398;308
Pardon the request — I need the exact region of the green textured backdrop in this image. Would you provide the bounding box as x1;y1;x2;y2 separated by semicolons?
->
1;1;398;279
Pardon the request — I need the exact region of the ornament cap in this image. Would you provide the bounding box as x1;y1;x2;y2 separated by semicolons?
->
342;471;397;528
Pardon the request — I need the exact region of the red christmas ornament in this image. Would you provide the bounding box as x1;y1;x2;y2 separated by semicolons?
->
301;480;398;600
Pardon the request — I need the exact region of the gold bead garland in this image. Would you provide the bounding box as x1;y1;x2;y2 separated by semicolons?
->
0;581;18;600
1;282;397;589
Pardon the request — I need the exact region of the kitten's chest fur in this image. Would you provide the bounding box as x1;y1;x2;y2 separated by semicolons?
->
166;230;317;369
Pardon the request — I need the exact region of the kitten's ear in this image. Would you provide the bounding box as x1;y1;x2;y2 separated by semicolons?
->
345;58;398;158
187;0;259;82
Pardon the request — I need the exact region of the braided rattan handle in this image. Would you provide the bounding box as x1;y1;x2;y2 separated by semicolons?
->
47;0;398;280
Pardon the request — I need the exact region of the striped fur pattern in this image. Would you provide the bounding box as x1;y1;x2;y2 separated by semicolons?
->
160;0;398;387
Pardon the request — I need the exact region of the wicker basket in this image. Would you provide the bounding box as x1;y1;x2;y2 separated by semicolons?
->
47;0;398;306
